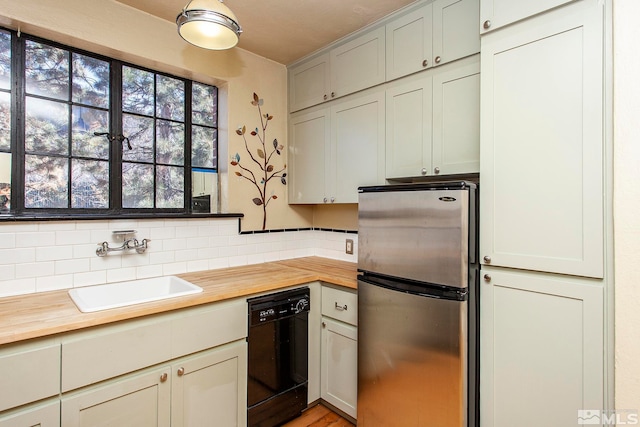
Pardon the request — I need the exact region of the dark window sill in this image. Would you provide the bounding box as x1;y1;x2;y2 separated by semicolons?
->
0;213;244;222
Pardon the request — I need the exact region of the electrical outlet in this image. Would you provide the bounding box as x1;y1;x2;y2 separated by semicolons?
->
345;238;354;255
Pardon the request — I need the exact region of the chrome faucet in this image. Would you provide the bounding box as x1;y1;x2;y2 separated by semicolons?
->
96;238;151;257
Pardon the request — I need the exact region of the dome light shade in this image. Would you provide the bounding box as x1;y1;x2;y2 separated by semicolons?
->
177;0;242;50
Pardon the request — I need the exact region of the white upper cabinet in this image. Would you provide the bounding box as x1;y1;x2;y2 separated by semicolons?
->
480;0;577;33
386;55;479;179
480;0;604;278
289;29;384;112
289;90;385;204
386;0;480;81
330;27;386;101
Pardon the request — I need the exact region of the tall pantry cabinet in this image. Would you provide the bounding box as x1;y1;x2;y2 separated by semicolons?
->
478;1;609;426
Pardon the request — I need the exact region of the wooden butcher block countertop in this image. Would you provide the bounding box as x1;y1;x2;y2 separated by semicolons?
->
0;257;357;346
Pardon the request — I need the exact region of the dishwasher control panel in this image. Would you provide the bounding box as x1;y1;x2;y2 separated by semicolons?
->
248;287;310;326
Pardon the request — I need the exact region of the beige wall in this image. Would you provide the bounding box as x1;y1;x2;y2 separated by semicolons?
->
0;0;314;231
613;0;640;410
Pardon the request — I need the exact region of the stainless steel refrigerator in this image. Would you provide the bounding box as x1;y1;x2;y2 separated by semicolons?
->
357;181;479;427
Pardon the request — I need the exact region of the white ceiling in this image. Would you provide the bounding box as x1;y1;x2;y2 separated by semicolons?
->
114;0;417;65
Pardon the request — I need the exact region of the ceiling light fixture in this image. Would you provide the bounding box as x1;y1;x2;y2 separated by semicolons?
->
176;0;242;50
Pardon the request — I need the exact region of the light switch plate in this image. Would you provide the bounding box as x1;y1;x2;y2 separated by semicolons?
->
345;238;354;255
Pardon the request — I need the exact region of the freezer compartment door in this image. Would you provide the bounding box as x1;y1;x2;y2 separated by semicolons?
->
357;279;468;426
358;186;471;288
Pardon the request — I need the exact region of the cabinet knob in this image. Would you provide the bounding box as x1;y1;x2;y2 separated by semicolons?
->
483;255;491;263
330;197;335;203
322;321;326;328
421;168;427;176
434;167;440;174
335;302;347;311
323;197;328;203
422;59;428;67
323;94;328;100
483;20;491;30
177;367;185;377
331;92;336;98
483;274;491;282
160;373;168;383
434;56;441;64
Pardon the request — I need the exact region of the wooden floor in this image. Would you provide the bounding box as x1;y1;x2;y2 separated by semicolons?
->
282;404;355;427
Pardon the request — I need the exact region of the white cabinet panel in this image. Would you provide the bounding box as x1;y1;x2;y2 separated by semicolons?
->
332;91;385;203
0;339;60;412
0;400;59;427
480;0;577;33
433;0;481;66
321;285;358;326
330;27;385;100
386;55;479;179
289;54;331;112
171;341;247;427
480;0;604;277
288;107;330;204
432;58;480;175
320;317;357;419
385;74;433;178
386;5;433;80
387;0;480;81
61;366;171;427
289;90;385;204
480;267;603;427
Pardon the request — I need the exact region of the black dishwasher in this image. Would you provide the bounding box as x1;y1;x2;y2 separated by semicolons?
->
247;287;310;427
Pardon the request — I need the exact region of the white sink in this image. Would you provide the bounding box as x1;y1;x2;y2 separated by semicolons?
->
68;276;203;313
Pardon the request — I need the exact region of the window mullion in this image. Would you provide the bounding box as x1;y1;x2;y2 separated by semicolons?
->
11;32;25;214
110;60;123;211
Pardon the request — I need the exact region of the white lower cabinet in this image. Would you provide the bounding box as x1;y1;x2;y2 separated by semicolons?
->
320;285;358;419
171;341;247;427
480;267;604;427
61;365;171;427
0;400;60;427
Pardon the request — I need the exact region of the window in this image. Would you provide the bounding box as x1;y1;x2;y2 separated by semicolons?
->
0;29;218;217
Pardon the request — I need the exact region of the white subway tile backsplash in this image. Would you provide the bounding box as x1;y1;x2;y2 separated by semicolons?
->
0;217;358;297
55;258;91;275
16;261;54;279
37;245;74;262
19;232;55;248
36;274;73;292
56;230;92;245
74;270;107;287
0;233;15;249
106;267;137;284
0;278;36;297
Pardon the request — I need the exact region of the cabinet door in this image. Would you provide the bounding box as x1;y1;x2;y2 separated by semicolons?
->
0;400;59;427
288;107;331;204
433;0;480;65
480;0;604;277
480;267;603;427
172;341;247;427
386;4;433;81
330;27;385;99
289;53;331;112
432;56;480;175
321;317;357;419
61;366;171;427
332;91;385;203
385;75;433;179
480;0;577;33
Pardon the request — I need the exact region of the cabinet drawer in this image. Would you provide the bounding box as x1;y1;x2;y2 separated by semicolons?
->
321;286;357;326
0;340;60;412
62;299;247;392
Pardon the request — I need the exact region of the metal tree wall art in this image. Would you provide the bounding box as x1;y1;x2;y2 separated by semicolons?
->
231;93;287;230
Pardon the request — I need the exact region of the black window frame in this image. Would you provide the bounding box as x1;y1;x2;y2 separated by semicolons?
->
0;28;224;220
